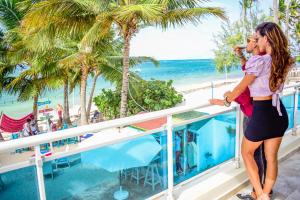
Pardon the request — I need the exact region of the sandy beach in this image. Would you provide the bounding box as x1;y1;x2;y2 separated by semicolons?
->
28;77;241;130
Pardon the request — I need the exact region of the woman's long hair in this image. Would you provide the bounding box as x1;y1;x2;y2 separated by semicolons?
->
255;22;295;92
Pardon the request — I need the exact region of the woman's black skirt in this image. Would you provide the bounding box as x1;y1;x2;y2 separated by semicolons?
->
245;100;289;142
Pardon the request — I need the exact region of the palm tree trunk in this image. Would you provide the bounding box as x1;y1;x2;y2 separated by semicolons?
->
120;32;132;118
63;79;72;125
285;0;291;38
242;1;247;44
33;95;39;120
249;4;253;30
273;0;279;24
80;66;89;125
87;71;100;116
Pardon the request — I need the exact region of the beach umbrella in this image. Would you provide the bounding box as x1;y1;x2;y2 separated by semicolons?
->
80;133;162;199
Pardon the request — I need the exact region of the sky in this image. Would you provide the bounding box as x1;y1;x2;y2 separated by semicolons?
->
130;0;273;60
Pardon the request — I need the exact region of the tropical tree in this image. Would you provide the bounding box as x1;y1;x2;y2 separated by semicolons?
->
0;0;26;93
86;55;159;116
0;31;18;94
277;0;299;55
274;0;279;23
213;9;269;72
0;0;25;31
239;0;252;42
5;60;60;118
21;0;227;119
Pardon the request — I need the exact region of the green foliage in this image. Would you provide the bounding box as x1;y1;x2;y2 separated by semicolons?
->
288;0;300;55
94;79;183;120
271;0;299;55
213;21;243;73
93;89;121;120
213;7;269;72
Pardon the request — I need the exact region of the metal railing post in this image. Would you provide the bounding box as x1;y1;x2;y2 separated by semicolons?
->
167;115;174;200
34;145;47;200
235;105;242;169
293;87;299;136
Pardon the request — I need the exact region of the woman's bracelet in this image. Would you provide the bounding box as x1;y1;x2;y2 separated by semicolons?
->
223;96;231;107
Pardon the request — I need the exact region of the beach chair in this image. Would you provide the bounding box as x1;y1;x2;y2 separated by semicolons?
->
66;137;78;144
53;157;70;169
68;153;82;166
79;133;93;142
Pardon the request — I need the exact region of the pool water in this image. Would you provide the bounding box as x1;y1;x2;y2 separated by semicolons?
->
2;97;299;200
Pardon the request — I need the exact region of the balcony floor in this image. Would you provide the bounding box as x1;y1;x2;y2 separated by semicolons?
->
230;148;300;200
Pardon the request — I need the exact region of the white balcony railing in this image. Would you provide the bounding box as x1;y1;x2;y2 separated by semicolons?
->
1;83;300;200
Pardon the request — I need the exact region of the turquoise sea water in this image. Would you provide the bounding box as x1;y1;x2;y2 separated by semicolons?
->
0;59;243;118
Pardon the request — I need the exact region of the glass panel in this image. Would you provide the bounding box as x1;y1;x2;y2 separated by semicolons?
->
44;129;167;200
173;111;236;185
0;166;40;200
281;94;294;130
0;138;37;168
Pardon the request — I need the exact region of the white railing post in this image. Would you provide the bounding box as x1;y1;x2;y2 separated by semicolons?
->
34;145;46;200
235;105;242;169
167;115;174;200
293;87;299;136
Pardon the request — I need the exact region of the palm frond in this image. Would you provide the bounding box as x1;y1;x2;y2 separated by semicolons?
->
0;0;23;30
159;7;227;29
22;0;96;38
115;4;164;22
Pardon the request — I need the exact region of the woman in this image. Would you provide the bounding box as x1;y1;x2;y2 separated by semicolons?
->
57;104;63;124
23;118;32;137
213;22;294;200
210;34;270;199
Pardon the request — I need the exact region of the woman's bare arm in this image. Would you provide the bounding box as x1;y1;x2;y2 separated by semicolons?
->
225;74;256;102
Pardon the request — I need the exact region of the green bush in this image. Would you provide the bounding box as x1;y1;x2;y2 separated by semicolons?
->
94;79;183;119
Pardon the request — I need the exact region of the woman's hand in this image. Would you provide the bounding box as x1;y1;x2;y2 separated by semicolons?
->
209;98;225;106
223;91;232;98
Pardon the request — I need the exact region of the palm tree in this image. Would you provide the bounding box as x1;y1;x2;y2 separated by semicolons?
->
0;0;24;30
90;1;227;118
273;0;279;23
56;35;120;125
239;0;257;41
5;63;60;118
285;0;291;37
0;0;27;94
21;0;227;119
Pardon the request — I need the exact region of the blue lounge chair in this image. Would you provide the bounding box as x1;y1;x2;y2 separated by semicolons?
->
54;157;70;169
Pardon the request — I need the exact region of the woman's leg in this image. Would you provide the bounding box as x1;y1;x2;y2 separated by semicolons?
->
241;137;264;196
253;143;265;187
262;137;282;194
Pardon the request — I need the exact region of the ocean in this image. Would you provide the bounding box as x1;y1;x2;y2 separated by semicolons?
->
0;59;243;117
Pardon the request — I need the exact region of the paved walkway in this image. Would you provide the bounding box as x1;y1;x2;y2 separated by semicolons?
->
230;148;300;200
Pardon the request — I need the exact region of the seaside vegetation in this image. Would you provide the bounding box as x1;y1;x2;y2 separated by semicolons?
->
213;0;300;72
0;0;226;125
94;79;183;120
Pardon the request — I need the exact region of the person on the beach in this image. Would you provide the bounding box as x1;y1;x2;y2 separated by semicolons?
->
91;110;100;123
30;115;39;135
212;22;294;200
56;119;62;130
23;118;32;137
210;34;270;199
57;104;63;124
